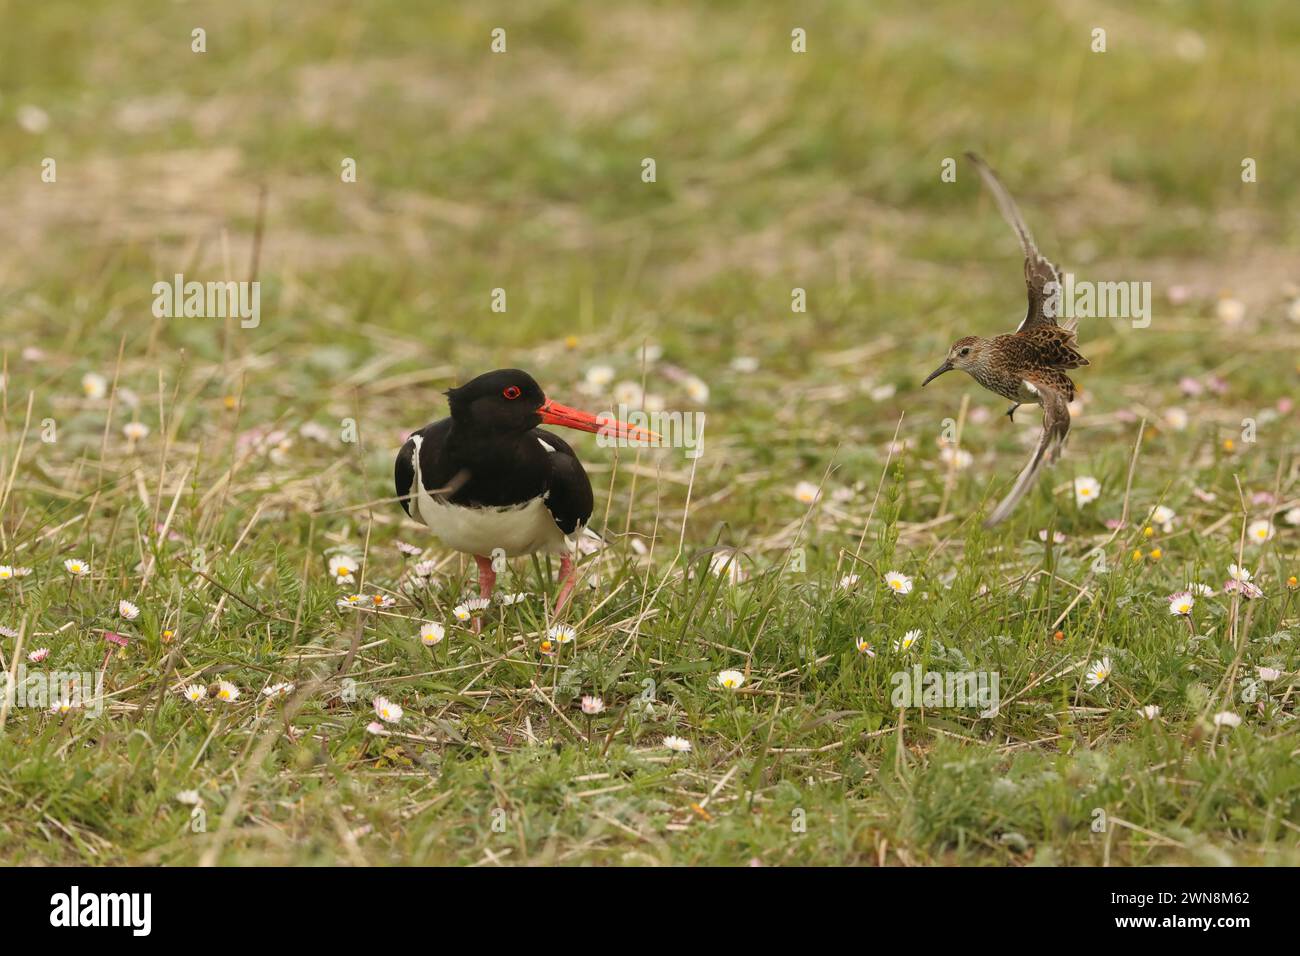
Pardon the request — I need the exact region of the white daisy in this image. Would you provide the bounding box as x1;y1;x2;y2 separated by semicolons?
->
1212;711;1241;728
1256;666;1281;682
663;735;692;753
1284;507;1300;527
452;604;471;622
580;695;605;715
1150;505;1175;532
548;624;577;645
183;684;207;703
215;680;240;702
1167;592;1194;616
584;365;615;389
373;696;403;724
838;574;860;589
1074;476;1101;507
118;600;140;621
122;421;150;442
1227;564;1252;583
717;669;745;690
855;638;875;657
1139;705;1161;720
1085;657;1112;688
419;622;446;646
1246;519;1274;543
793;481;821;505
50;698;77;715
81;372;107;399
261;682;295;699
64;558;90;576
684;376;710;403
0;566;13;581
328;555;359;584
884;571;913;596
939;446;973;470
1187;582;1216;597
893;629;921;652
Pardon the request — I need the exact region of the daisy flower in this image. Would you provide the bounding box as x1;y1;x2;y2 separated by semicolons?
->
453;604;472;622
27;647;49;663
497;592;529;605
548;624;576;645
580;695;605;715
64;558;90;576
328;555;358;584
1187;582;1216;597
1139;705;1161;720
215;681;240;702
1074;476;1101;507
464;597;490;613
1246;519;1274;543
838;574;860;589
183;684;207;703
1212;711;1242;728
118;600;140;621
1150;505;1175;532
938;446;973;470
708;550;746;584
663;735;692;753
1284;507;1300;527
336;594;364;609
717;669;745;690
883;571;913;596
1038;530;1067;544
373;696;403;724
411;560;438;578
793;481;821;505
122;421;150;442
1224;578;1263;600
81;372;107;399
1256;666;1281;682
50;698;77;715
538;638;556;656
367;594;396;609
419;622;446;647
1085;657;1112;688
894;629;921;652
855;638;875;657
261;682;295;699
395;540;422;556
366;721;386;735
584;365;615;389
1227;564;1252;583
0;566;13;581
1167;592;1194;616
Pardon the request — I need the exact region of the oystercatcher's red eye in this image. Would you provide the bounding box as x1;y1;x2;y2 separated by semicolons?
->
502;386;522;400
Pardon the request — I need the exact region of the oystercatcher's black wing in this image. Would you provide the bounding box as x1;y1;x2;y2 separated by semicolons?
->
395;419;456;518
533;429;594;534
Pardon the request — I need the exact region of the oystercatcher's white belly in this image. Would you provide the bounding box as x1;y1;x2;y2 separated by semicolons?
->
416;495;571;557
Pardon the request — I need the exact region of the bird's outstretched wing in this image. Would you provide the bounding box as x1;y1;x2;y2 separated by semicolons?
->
965;152;1067;333
984;372;1072;527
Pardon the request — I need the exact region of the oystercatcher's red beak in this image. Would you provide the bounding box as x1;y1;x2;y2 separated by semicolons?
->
539;398;660;444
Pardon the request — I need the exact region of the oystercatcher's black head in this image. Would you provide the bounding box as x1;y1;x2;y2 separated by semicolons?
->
446;369;547;433
445;368;660;442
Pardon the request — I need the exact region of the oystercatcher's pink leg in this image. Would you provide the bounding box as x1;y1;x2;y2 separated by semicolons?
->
473;555;496;633
554;554;577;612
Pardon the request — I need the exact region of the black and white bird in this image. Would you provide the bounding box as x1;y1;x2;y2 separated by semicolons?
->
395;369;656;612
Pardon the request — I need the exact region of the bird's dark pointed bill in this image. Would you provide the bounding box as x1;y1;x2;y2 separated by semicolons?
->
539;399;660;443
922;361;953;386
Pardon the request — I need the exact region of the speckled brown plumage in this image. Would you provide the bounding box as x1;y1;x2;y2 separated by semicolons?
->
922;153;1090;526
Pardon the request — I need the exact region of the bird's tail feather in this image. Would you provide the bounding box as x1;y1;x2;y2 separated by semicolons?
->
984;411;1069;527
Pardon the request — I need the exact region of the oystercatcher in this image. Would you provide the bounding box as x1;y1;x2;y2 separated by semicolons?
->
922;152;1089;527
395;368;656;612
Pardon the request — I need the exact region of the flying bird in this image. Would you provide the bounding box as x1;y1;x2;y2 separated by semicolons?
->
395;369;657;613
922;152;1089;527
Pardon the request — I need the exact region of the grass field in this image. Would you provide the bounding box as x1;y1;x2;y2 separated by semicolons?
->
2;0;1300;866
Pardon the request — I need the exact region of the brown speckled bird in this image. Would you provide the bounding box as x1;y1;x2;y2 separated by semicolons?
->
923;152;1089;527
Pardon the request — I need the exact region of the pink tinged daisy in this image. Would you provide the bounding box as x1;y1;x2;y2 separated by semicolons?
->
1037;530;1066;544
1085;657;1112;688
717;669;745;690
1139;705;1161;720
118;600;140;621
215;681;240;702
1073;476;1101;507
373;696;403;724
663;735;692;753
419;622;446;646
580;695;605;715
894;629;921;652
103;631;129;648
328;555;358;584
64;558;90;576
1212;711;1242;728
1167;592;1194;616
27;647;49;663
1256;667;1281;682
50;698;77;715
1246;520;1274;543
884;571;913;596
548;624;576;645
122;421;150;442
452;604;472;623
366;721;386;735
395;540;422;556
855;638;876;657
793;481;821;505
0;626;19;639
464;597;490;613
183;684;207;703
411;560;438;578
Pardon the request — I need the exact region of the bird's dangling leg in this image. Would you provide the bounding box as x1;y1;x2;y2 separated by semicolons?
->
473;554;496;634
1004;403;1021;422
553;553;577;613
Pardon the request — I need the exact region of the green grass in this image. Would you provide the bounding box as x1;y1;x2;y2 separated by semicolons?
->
1;0;1299;865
